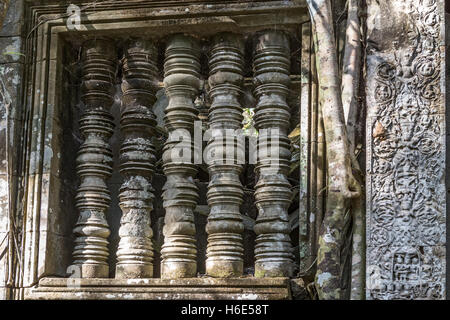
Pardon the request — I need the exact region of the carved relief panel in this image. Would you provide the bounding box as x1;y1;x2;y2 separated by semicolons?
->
366;0;446;300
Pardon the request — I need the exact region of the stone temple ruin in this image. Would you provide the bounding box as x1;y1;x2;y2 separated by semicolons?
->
0;0;448;300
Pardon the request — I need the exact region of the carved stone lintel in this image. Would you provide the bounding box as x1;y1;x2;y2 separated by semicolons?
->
161;34;201;279
115;39;159;279
71;39;117;278
253;31;294;277
205;33;245;277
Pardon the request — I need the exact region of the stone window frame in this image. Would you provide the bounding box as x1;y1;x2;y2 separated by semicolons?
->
16;0;309;299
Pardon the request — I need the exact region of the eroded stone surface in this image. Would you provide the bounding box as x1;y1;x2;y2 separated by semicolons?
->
0;2;25;296
0;37;23;64
366;0;446;300
25;277;292;300
0;0;23;37
115;39;159;279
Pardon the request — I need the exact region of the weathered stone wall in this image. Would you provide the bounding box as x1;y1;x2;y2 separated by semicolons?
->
1;0;448;300
0;0;25;300
366;0;446;300
7;2;306;294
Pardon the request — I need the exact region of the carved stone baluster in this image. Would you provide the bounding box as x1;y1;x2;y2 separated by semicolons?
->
71;39;116;278
253;31;294;277
161;34;201;279
205;33;245;277
115;40;158;279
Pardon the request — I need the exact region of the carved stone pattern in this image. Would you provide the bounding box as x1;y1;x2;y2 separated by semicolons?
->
71;39;116;278
253;31;294;277
161;34;201;279
205;33;245;277
116;40;159;279
368;0;445;299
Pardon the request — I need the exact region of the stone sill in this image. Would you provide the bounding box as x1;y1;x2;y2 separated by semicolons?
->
24;277;293;300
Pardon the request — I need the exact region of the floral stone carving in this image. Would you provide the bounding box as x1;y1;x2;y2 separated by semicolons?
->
366;0;445;300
